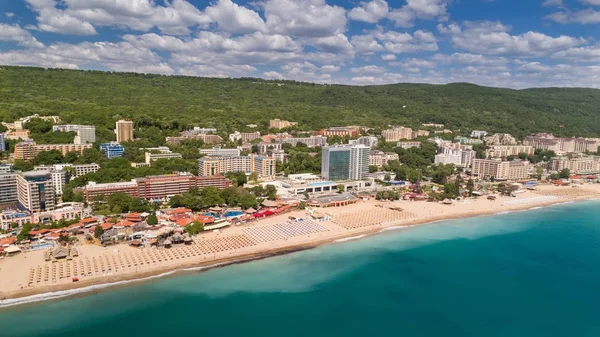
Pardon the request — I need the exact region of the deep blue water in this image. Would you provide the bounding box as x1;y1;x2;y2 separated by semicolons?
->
2;201;600;337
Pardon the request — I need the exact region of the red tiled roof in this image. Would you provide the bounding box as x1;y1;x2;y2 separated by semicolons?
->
115;220;135;227
80;217;97;224
176;218;193;227
169;208;192;215
0;237;17;246
101;223;113;230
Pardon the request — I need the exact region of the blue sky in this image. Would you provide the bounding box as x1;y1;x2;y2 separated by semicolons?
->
0;0;599;88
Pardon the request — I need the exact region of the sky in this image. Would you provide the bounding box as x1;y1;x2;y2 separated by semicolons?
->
0;0;599;89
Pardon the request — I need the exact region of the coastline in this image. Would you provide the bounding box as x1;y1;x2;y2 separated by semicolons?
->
1;185;599;307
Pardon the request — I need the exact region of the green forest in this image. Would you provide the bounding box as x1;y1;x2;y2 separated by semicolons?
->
1;66;600;142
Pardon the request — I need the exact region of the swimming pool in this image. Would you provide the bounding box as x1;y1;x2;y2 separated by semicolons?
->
204;210;244;219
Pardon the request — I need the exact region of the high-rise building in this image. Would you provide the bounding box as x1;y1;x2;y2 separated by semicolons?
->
115;119;134;143
321;144;370;181
33;166;68;196
0;172;18;207
349;136;378;148
471;159;530;180
434;147;476;167
100;142;125;159
0;133;4;151
16;171;55;212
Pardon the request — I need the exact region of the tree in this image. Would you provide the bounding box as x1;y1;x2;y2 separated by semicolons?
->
94;225;105;239
146;213;158;225
12;160;33;172
559;168;570;179
63;151;79;163
336;184;345;193
265;184;277;200
251;144;260;154
249;171;259;182
535;166;544;181
369;165;379;173
466;178;475;196
298;201;307;210
33;150;64;165
384;173;391;181
185;221;204;235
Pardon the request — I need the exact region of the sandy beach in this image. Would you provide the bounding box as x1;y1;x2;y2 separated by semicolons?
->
1;183;599;303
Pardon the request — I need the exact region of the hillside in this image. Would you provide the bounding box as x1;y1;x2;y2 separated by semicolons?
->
1;66;600;142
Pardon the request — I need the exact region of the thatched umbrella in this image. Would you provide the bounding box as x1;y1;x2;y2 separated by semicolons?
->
210;206;223;213
52;246;68;259
163;239;172;247
245;207;257;214
261;200;278;208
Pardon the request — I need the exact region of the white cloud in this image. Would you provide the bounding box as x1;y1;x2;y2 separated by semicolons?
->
263;71;285;79
376;29;438;53
390;58;436;68
542;0;564;7
581;0;600;5
445;21;585;57
264;0;347;37
432;53;508;66
350;35;384;54
25;0;97;35
309;34;354;54
351;72;404;85
546;9;600;24
406;0;448;19
320;65;341;73
348;0;389;23
350;65;386;74
387;7;415;28
552;46;600;62
206;0;267;34
381;54;397;61
5;12;15;18
0;24;44;48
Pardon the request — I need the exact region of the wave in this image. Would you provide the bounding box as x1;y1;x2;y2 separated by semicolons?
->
0;270;178;309
334;235;367;242
379;225;415;232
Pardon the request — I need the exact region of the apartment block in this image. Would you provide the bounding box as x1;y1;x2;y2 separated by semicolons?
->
483;133;518;145
0;173;17;207
349;136;378;148
316;127;361;138
166;134;223;145
381;127;414;142
115;119;134;143
199;146;241;157
396;141;421;149
269;119;298;129
16;171;56;212
53;124;96;144
486;145;534;158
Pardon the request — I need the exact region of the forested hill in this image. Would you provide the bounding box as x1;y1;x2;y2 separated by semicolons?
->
1;66;599;140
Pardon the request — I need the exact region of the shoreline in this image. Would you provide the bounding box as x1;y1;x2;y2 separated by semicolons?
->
1;188;599;308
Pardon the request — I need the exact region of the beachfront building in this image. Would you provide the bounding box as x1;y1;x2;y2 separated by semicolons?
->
397;141;421;149
199;146;241;157
198;155;276;179
269;119;298;129
276;135;328;148
472;159;530;180
144;151;183;164
16;171;55;212
77;173;232;202
53;124;96;144
369;151;399;168
14;141;92;160
316;127;361;138
549;156;600;174
229;131;261;143
321;144;369;181
485;145;534;158
523;134;598;154
115;119;134;143
100;142;124;159
483;133;518;145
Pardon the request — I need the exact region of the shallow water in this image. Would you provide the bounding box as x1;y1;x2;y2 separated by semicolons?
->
1;201;600;337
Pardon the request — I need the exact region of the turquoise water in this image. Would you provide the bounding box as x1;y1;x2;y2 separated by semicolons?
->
2;201;600;337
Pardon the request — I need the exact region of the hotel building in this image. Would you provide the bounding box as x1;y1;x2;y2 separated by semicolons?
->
14;142;92;160
229;131;261;143
115;119;134;143
321;144;370;181
199;146;241;157
369;151;399;168
16;171;55;212
434;147;476;167
269;119;298;129
77;173;231;202
144;151;183;164
52;124;96;144
198;155;276;178
316;127;361;138
523;134;598;154
33;166;68;195
396;141;421;149
550;156;600;174
100;142;125;159
0;173;17;207
485;145;535;158
276;135;328;148
381;127;429;142
166;133;223;145
483;133;518;145
349;136;378;148
471;159;530;180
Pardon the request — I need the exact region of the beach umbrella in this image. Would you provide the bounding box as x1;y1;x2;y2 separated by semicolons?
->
245;207;257;214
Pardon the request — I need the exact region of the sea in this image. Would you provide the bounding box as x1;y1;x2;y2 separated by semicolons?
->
1;200;600;337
